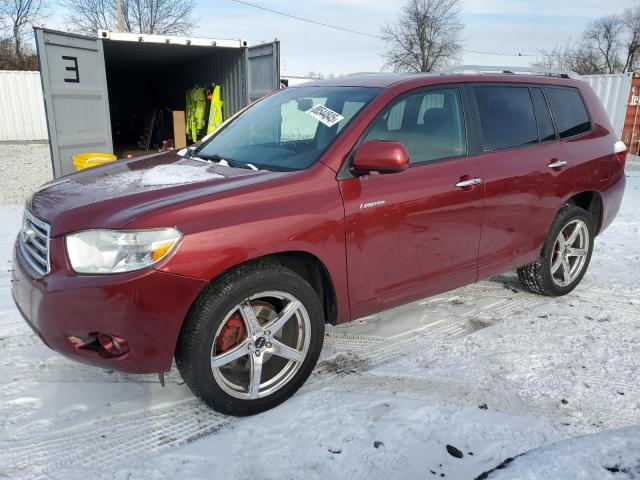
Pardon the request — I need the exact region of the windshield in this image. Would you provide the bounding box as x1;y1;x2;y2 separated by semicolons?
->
194;86;381;171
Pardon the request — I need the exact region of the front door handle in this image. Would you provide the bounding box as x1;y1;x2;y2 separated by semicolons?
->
455;178;482;188
548;160;568;169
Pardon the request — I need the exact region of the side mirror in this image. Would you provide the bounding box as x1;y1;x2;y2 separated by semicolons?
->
352;141;409;174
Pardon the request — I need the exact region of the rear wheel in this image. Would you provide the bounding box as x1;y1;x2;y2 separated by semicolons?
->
176;264;324;416
518;205;594;296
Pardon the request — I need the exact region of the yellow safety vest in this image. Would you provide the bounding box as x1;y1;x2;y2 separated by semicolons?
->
207;85;223;134
186;86;206;142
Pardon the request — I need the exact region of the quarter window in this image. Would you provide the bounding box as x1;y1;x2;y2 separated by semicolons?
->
363;88;466;164
545;87;591;138
474;86;539;151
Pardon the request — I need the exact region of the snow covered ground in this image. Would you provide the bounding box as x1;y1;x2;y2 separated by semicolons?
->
0;171;639;480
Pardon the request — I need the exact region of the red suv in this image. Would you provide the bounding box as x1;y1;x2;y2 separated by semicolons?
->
12;71;626;415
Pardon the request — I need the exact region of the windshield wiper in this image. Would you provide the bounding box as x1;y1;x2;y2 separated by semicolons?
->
197;154;259;171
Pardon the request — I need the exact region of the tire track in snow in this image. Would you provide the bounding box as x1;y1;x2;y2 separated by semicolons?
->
324;281;544;354
0;280;549;478
323;370;640;429
310;279;640;429
314;287;546;384
1;399;234;480
0;356;162;385
572;374;640;397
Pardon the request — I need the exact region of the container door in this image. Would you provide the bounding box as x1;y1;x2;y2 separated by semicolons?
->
247;41;280;102
35;28;112;177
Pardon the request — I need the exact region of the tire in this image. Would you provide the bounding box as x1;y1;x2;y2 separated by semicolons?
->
176;263;324;416
517;205;594;296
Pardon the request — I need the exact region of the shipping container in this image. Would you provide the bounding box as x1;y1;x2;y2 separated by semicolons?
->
621;72;640;156
581;73;633;139
34;28;280;177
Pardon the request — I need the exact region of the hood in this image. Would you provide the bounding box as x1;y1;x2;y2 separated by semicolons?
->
30;151;289;236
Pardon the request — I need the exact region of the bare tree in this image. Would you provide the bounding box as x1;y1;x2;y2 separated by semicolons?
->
583;15;623;73
59;0;197;35
533;40;603;75
533;41;577;71
534;8;640;75
621;6;640;72
0;0;46;64
571;44;604;75
381;0;463;72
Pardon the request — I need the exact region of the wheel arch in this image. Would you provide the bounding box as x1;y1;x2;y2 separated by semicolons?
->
184;250;339;328
565;190;603;235
265;251;339;326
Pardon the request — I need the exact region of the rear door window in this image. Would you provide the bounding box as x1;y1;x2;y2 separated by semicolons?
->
474;86;539;151
531;87;556;142
545;87;591;138
363;88;466;164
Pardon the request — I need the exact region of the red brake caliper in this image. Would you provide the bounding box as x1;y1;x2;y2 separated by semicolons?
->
216;316;246;353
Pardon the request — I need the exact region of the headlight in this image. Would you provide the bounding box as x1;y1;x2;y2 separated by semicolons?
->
66;228;182;274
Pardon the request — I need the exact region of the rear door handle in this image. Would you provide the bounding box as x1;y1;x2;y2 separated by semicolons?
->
455;178;482;188
548;160;568;169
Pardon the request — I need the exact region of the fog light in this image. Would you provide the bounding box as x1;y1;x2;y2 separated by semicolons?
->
98;333;130;356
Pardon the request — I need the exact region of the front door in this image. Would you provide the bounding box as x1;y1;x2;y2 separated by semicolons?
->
340;86;484;317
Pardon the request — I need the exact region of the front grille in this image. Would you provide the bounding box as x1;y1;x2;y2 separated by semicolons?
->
19;209;51;276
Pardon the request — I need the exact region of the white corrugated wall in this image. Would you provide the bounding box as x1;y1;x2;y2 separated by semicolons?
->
581;73;633;138
0;71;48;142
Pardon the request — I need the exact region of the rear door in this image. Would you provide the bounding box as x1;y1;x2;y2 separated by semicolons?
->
35;28;112;177
470;84;574;279
247;42;280;102
340;86;484;317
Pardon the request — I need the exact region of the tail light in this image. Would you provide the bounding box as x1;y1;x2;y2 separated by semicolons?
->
614;140;627;168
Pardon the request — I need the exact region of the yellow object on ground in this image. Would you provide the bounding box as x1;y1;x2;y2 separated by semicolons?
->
72;152;117;171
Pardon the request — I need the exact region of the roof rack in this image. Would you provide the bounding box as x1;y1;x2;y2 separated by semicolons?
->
343;72;384;76
444;65;579;79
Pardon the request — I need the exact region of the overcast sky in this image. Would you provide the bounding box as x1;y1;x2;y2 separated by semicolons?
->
46;0;639;77
194;0;638;76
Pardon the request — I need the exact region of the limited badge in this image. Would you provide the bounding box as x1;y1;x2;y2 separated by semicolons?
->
305;104;344;127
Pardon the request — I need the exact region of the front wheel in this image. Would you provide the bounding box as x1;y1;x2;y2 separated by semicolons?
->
518;205;594;296
176;264;324;416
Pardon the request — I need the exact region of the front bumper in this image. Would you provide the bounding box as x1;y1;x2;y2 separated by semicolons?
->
11;236;206;373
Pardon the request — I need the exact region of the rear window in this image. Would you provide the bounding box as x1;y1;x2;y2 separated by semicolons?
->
474;86;538;151
545;87;591;138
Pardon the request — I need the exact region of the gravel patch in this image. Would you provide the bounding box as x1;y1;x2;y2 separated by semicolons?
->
0;143;53;204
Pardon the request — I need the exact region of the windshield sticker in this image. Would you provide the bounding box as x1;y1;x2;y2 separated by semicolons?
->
305;104;344;127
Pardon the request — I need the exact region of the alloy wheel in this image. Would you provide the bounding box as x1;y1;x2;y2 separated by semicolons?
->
210;291;311;400
550;219;590;287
